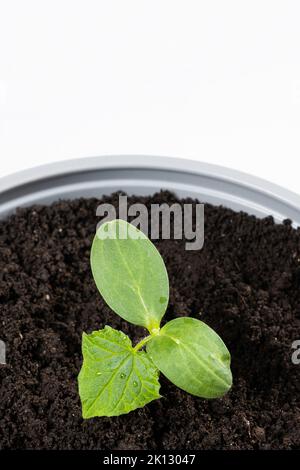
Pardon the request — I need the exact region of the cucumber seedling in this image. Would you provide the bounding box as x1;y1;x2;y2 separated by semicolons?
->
78;219;232;418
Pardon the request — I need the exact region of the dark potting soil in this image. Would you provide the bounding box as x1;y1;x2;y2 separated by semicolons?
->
0;191;300;450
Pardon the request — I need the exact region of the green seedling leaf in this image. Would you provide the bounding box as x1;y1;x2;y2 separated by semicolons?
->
79;219;233;419
147;317;232;399
78;326;161;418
91;219;169;332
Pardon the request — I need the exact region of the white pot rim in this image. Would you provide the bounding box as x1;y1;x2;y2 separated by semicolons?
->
0;155;300;225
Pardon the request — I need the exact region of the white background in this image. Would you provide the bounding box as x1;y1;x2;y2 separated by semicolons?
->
0;1;300;194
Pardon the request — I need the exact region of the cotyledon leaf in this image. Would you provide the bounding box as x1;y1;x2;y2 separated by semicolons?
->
146;317;232;399
78;326;161;418
90;219;169;332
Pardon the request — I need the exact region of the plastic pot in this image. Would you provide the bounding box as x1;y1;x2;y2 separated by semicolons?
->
0;156;300;225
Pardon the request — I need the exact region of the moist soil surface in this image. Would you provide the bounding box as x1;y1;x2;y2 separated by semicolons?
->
0;191;300;450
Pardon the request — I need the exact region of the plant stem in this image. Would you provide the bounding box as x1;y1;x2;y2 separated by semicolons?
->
133;335;152;352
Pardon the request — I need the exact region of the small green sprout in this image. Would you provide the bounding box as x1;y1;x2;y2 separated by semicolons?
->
78;219;232;418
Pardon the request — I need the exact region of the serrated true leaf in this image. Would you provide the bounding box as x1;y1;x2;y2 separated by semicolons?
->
147;317;232;398
78;326;161;418
91;219;169;332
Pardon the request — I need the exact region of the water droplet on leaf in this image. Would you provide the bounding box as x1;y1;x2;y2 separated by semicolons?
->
120;373;126;379
133;381;138;387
